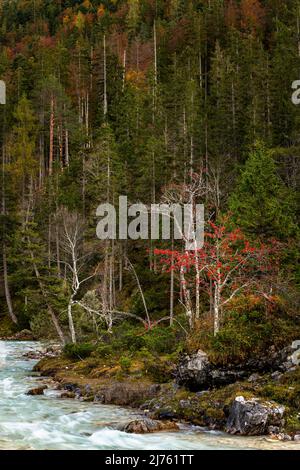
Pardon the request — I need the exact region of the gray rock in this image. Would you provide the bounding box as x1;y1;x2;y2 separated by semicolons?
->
277;433;292;441
176;340;300;392
64;383;77;392
94;394;105;403
156;409;177;420
226;396;285;436
268;426;280;435
294;434;300;441
291;340;300;351
271;371;282;381
291;349;300;366
177;350;248;390
179;399;191;409
248;373;260;383
149;384;161;394
177;350;211;391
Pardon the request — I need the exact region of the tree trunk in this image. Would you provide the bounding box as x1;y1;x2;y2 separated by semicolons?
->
119;243;123;291
103;35;108;117
195;252;200;321
213;281;220;336
3;248;18;324
180;264;193;328
2;138;18;325
170;244;174;326
49;95;54;176
65;129;69;167
122;49;127;92
55;222;61;276
67;299;76;344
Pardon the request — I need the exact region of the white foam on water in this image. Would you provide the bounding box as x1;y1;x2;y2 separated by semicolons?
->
0;378;15;397
89;428;213;450
0;341;8;366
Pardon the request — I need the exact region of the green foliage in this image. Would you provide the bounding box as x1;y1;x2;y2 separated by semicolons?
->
193;306;300;365
260;368;300;432
96;344;115;358
63;343;95;359
142;326;181;354
229;142;297;239
119;355;132;373
142;354;175;383
95;323;184;360
0;316;18;337
29;311;57;340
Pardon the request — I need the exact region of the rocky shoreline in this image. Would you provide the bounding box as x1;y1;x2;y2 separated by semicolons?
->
26;340;300;441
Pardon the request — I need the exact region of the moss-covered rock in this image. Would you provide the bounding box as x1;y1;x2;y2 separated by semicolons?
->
121;418;179;434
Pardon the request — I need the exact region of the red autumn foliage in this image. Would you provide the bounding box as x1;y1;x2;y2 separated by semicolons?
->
154;220;280;320
39;36;56;49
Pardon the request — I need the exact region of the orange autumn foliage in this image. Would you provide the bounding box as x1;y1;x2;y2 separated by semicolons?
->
240;0;266;33
125;70;146;89
225;0;239;29
97;5;105;18
82;0;92;9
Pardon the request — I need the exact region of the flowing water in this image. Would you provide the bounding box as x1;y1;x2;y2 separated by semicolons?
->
0;340;298;450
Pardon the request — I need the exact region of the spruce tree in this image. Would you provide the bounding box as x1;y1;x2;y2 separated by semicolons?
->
229;142;297;239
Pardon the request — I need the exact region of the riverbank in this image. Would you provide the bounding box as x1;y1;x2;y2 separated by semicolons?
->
33;347;300;442
3;340;299;450
2;319;300;442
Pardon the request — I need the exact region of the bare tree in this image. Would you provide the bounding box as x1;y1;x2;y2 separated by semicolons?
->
58;208;98;343
160;170;207;324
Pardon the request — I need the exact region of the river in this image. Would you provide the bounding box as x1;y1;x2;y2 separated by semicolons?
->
0;341;298;450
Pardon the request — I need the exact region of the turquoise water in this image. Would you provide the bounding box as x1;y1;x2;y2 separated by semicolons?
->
0;341;298;450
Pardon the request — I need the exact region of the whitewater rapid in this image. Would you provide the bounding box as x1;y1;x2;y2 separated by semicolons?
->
0;341;297;450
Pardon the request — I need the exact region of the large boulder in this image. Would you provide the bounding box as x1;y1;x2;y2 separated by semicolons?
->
291;341;300;366
177;350;211;390
226;396;285;436
176;350;247;391
176;340;300;391
121;418;179;434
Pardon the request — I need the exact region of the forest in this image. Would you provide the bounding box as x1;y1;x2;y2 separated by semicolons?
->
0;1;300;434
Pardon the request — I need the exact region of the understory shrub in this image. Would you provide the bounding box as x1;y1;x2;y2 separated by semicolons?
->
63;342;95;359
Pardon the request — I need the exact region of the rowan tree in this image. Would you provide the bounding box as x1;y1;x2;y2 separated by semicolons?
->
155;220;277;335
